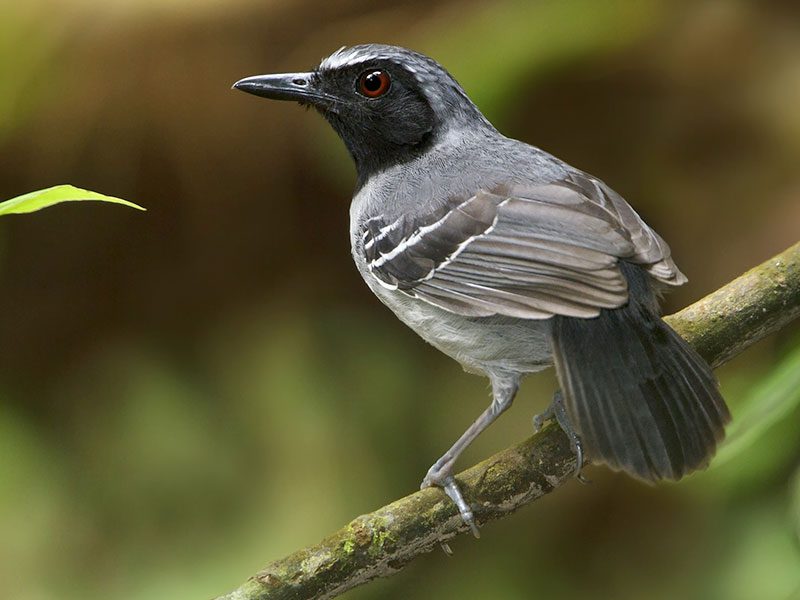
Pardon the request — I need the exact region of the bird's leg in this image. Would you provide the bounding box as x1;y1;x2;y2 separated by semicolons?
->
533;390;589;483
421;374;518;538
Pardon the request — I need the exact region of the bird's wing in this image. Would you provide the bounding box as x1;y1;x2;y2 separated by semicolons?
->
361;172;686;319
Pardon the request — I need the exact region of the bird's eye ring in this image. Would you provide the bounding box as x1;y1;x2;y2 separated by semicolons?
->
357;70;391;98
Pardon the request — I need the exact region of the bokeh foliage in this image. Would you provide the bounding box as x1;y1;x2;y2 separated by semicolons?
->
0;1;798;599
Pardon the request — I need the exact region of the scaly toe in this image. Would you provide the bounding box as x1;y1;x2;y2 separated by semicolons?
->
569;434;589;482
532;405;554;434
423;470;480;538
532;414;545;433
442;476;480;538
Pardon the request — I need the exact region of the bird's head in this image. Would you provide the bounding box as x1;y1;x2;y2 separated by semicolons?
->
233;44;493;182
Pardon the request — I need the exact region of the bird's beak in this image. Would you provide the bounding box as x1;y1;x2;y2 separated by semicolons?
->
232;72;330;105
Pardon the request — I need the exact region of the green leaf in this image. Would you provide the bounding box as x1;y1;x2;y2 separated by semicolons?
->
711;342;800;472
0;184;145;216
792;466;800;544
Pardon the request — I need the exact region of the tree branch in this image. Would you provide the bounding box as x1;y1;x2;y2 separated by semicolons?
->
214;241;800;600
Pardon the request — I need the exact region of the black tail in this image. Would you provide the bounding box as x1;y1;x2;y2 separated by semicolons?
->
550;263;730;481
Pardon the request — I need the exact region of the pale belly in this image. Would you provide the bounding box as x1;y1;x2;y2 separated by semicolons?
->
365;273;553;377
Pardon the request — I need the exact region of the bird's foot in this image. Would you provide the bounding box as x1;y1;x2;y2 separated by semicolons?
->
533;391;590;483
421;463;480;539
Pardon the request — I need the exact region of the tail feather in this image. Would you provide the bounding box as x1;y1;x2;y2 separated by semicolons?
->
550;263;730;482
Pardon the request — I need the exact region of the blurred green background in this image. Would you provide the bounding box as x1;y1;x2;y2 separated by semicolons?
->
1;0;799;599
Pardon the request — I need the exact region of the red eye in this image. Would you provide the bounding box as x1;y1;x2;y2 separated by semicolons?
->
357;70;391;98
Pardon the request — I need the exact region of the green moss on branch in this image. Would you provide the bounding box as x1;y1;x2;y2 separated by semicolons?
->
666;242;800;367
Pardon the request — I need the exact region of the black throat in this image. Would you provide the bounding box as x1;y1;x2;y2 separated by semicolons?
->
318;107;438;190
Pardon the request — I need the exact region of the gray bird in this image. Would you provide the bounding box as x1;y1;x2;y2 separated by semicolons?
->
233;44;730;535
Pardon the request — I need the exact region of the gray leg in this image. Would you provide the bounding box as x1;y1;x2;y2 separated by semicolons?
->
421;374;519;538
533;390;589;483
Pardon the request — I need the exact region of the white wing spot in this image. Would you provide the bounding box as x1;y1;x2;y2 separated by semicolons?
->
364;220;402;251
367;196;507;285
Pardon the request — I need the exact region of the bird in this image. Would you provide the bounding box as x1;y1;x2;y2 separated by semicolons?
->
233;44;731;536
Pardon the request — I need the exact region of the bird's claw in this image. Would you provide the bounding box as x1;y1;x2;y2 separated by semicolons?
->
532;405;553;433
533;391;590;482
569;433;590;484
421;470;480;539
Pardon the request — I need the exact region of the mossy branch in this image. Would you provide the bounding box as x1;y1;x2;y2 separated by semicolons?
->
213;241;800;600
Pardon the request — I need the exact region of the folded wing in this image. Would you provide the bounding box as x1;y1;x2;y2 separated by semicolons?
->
362;173;685;320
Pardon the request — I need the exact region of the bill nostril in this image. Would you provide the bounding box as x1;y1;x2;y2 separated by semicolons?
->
293;78;307;86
